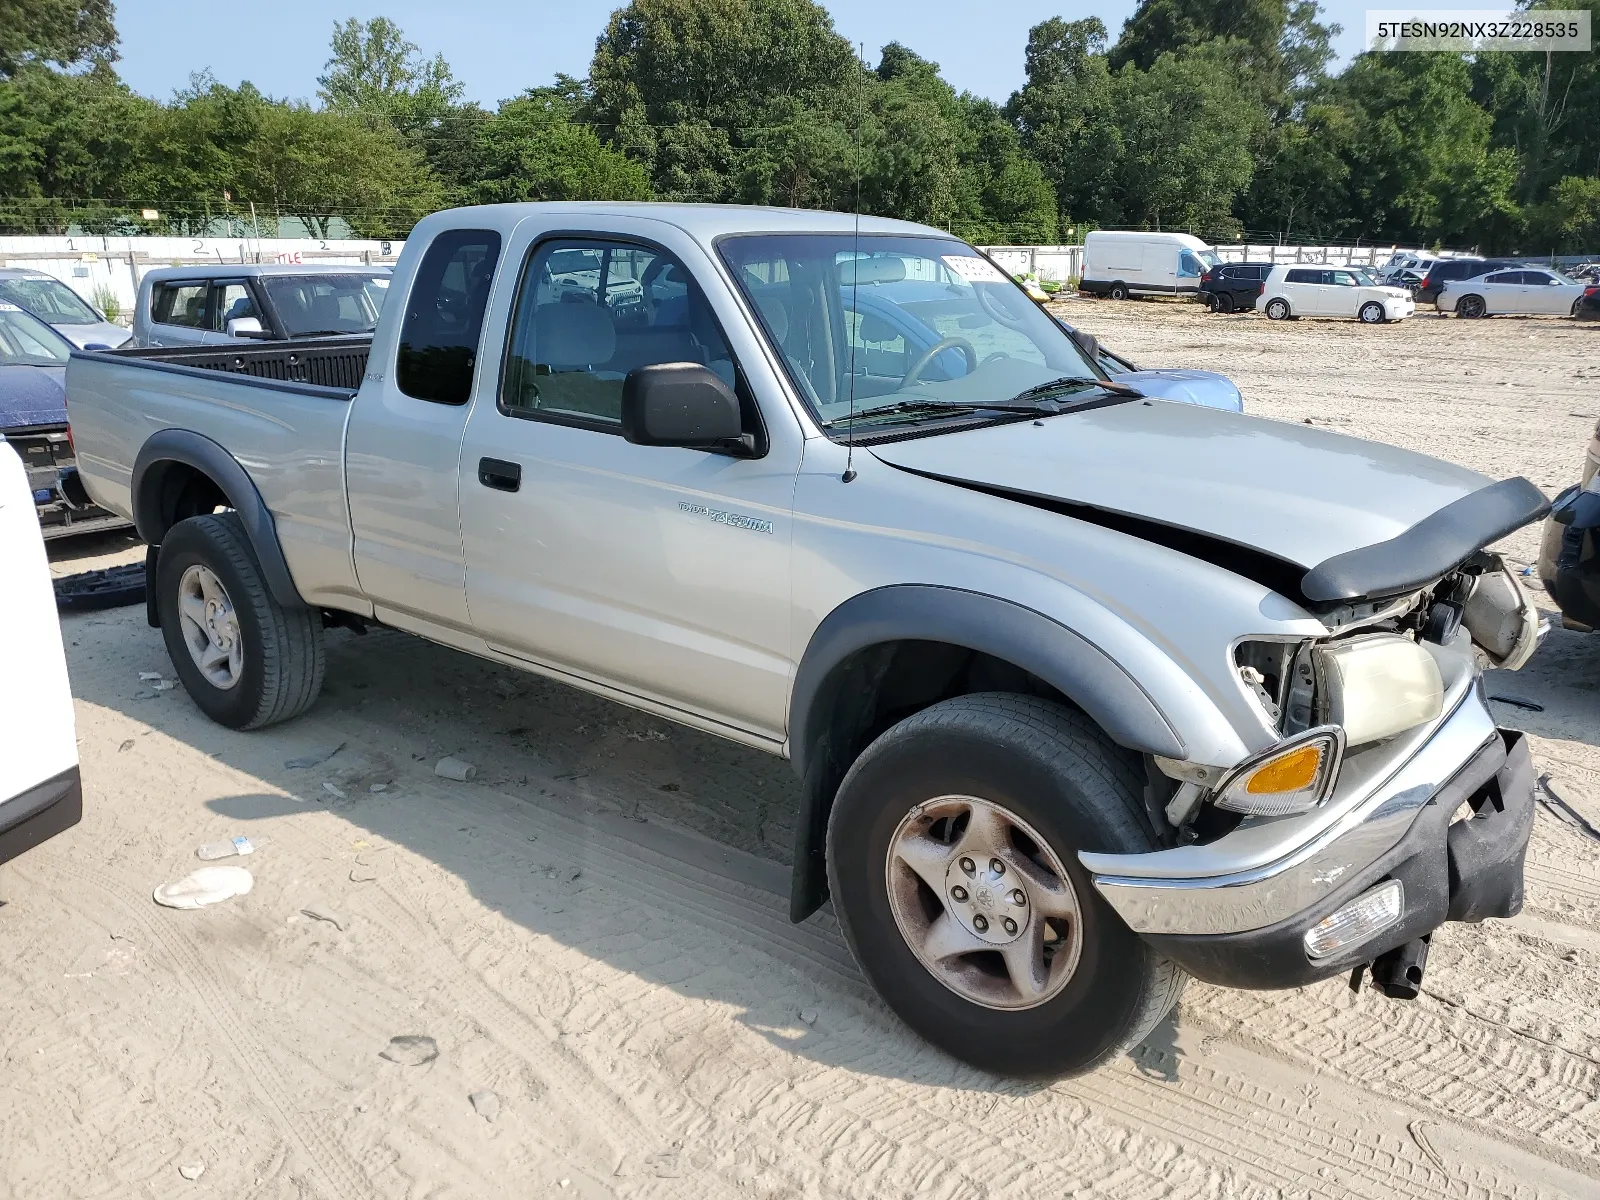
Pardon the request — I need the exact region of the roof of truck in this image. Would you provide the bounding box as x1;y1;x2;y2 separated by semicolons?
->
137;263;391;283
417;201;950;242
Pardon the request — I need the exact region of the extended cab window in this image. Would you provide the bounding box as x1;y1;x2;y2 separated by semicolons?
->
152;281;210;328
397;229;502;405
501;238;736;429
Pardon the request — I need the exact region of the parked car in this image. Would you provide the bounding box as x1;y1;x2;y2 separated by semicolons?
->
0;268;130;349
1437;267;1588;318
132;263;392;348
0;439;83;868
1378;251;1438;277
1199;262;1273;313
1538;418;1600;630
1576;283;1600;319
1257;265;1415;322
69;202;1545;1079
1079;231;1221;300
1414;258;1521;305
0;304;130;537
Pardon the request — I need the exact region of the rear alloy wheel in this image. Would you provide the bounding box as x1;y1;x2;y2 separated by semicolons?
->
1457;294;1486;319
1216;293;1235;314
1108;282;1130;301
1359;301;1386;324
1265;297;1291;320
826;693;1186;1079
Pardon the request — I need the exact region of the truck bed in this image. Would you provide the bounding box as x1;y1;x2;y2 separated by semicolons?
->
110;337;371;393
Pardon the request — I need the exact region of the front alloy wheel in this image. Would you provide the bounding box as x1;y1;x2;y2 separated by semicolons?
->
1359;301;1386;324
886;795;1083;1010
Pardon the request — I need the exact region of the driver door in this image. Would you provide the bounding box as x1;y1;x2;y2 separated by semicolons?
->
457;230;799;741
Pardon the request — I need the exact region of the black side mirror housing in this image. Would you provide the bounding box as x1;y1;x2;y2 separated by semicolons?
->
621;362;748;452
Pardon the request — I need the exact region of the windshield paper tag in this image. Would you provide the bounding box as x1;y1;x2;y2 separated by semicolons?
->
0;303;19;312
942;256;1008;284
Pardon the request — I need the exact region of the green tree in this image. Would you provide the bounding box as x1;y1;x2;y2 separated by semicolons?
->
466;87;651;204
0;0;117;76
1526;174;1600;252
317;16;463;136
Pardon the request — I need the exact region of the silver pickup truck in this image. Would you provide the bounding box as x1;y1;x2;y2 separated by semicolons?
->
67;203;1546;1079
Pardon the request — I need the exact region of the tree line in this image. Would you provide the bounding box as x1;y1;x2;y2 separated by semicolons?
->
2;0;1597;252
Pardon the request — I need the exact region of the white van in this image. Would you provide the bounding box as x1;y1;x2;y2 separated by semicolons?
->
1079;231;1221;300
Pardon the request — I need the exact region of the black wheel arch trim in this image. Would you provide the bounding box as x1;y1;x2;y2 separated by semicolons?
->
788;585;1186;777
131;428;307;609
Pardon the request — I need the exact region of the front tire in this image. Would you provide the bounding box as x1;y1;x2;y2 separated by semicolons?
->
1359;301;1386;324
156;512;325;730
825;694;1186;1079
1265;297;1291;320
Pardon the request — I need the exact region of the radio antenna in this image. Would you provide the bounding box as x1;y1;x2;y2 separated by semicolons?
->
842;40;865;484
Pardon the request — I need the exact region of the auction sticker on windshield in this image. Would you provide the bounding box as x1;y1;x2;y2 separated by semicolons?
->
941;256;1008;284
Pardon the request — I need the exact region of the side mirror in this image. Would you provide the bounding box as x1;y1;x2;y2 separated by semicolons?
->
621;363;746;452
82;342;112;351
226;316;268;338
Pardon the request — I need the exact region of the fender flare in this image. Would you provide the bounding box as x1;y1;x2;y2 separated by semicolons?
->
131;428;306;609
789;585;1185;781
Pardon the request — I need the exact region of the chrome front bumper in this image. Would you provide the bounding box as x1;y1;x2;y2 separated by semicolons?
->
1081;654;1497;937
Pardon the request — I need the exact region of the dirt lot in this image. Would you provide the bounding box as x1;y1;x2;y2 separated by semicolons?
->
6;302;1600;1199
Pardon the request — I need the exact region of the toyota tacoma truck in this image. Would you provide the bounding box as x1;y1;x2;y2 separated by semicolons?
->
65;203;1546;1079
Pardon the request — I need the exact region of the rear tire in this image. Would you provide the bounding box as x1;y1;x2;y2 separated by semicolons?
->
1457;294;1486;319
1108;282;1130;301
156;512;325;730
1265;297;1291;320
825;693;1186;1079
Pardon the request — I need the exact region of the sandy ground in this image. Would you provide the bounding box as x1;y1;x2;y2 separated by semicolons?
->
5;302;1600;1199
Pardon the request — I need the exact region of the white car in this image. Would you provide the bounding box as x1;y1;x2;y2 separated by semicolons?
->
1437;268;1587;318
1257;265;1415;323
0;442;82;868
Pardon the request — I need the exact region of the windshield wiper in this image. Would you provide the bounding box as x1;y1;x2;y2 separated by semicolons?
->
822;399;984;427
1003;376;1144;406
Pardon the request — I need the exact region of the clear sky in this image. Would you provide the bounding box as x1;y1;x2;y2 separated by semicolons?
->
108;0;1478;107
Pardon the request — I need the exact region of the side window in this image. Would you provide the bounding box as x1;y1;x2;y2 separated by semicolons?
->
214;283;258;329
501;238;736;429
1330;271;1357;287
397;228;503;405
1484;272;1519;285
1285;269;1317;284
152;281;209;328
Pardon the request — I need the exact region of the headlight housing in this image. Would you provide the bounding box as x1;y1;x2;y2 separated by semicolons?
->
1314;634;1444;747
1215;726;1344;816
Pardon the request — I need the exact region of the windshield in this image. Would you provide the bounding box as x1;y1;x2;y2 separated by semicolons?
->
260;273;387;336
0;276;101;325
1198;249;1222;269
0;304;72;364
718;234;1101;429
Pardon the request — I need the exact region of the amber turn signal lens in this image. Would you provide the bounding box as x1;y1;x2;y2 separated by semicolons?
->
1244;743;1323;794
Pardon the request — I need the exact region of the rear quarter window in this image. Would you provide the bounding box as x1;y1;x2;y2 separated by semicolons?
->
396;229;503;405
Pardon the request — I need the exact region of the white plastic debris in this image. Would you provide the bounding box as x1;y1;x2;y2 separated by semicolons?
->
138;671;163;681
469;1090;500;1121
178;1161;205;1181
196;836;254;861
153;866;253;910
322;782;347;799
435;756;478;781
152;680;175;692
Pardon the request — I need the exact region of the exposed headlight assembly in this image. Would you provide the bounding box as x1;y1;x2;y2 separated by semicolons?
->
1215;725;1344;816
1315;634;1444;747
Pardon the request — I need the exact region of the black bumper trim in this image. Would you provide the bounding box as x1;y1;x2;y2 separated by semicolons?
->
1144;730;1532;990
0;766;83;868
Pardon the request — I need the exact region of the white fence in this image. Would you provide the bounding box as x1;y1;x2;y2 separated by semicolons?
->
0;235;406;323
978;242;1475;283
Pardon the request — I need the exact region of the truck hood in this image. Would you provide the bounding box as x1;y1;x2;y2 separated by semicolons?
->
870;399;1512;594
0;364;68;431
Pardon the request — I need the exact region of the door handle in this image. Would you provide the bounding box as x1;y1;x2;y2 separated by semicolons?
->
477;457;521;492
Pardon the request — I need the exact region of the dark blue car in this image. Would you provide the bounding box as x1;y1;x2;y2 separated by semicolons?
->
0;304;128;537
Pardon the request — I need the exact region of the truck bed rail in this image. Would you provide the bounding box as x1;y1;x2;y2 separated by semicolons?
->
111;338;371;392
